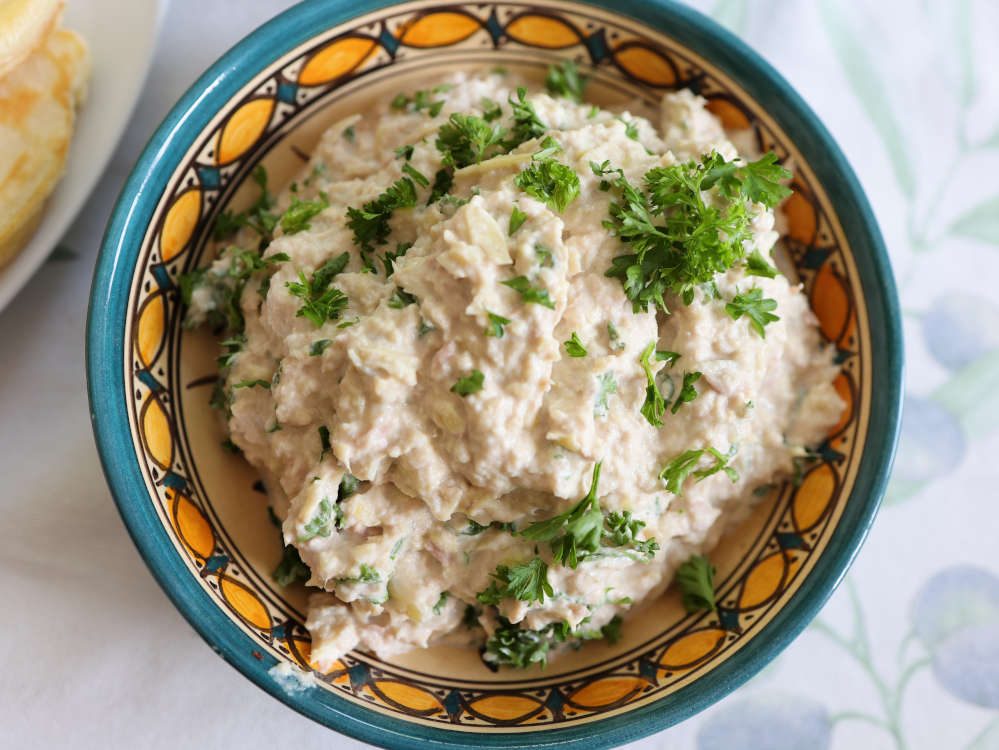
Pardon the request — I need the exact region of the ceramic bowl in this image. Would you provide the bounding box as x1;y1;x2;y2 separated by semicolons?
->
87;1;903;747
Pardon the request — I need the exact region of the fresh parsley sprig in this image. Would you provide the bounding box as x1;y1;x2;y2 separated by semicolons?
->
514;158;580;212
286;252;351;327
346;177;418;257
725;287;780;337
659;446;739;495
477;558;553;605
676;554;717;612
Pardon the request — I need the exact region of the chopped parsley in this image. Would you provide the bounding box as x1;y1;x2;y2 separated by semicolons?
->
280;192;330;235
232;379;270;390
606;321;626;351
533;135;562;161
602;151;791;312
273;545;310;586
451;369;484;396
382;241;412;277
387;287;417;308
617;116;640;141
346;177;418;255
508;205;528;235
501;276;555;309
638;342;667;427
485;311;511;338
427;168;454;204
286;253;351;326
676;555;717;612
544;59;587;102
342;125;355;142
725;287;780;337
564;332;587;357
402;162;430;187
318;425;331;461
514;158;580;212
505;87;547;148
519;463;659;568
309;339;332;356
481;97;503;121
671;371;701;414
432;592;449;615
746;249;779;278
477;558;553;605
535;243;554;267
436;112;506;168
211;165;278;243
659;446;739;495
482;615;622;669
299;496;338;542
394;144;414;160
594;372;617;417
391;87;447;116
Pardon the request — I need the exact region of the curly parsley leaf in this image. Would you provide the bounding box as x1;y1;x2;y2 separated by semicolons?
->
436;112;507;169
451;369;484;396
746;249;778;278
280;192;330;235
509;205;528;235
506;87;548;148
675;554;717;612
501;276;555;309
273;545;310;586
286;253;351;327
603;151;791;312
514;158;580;212
485;311;512;338
639;342;668;427
477;558;553;605
564;332;587;357
725;287;779;337
671;371;701;414
545;59;587;103
346;177;418;254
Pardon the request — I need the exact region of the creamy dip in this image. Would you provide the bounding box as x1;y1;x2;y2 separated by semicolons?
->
186;68;842;671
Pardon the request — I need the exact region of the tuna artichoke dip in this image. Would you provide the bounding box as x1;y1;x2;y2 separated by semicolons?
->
181;62;843;671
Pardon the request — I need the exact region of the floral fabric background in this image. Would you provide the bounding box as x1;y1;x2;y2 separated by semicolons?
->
1;0;997;748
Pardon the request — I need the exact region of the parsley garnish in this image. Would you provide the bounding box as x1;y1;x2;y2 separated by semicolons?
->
477;558;553;605
564;332;587;357
432;592;449;615
506;87;547;148
382;241;412;277
481;97;502;121
517;464;659;570
342;125;355;142
286;253;350;326
309;339;332;356
535;243;554;267
509;205;528;235
659;446;739;495
394;144;414;160
533;135;562;161
676;554;717;612
391;87;446;116
746;249;778;278
388;287;417;308
725;287;779;337
280;192;330;235
594;372;617;417
299;496;337;542
514;158;580;212
273;545;310;586
428;168;454;204
485;311;511;338
638;342;667;427
211;165;278;243
483;619;552;668
402;162;430;187
232;379;270;390
346;177;418;255
606;321;625;351
603;151;791;312
501;276;555;309
318;425;331;461
451;370;484;396
617;116;640;141
545;59;587;102
436;113;506;168
671;371;701;414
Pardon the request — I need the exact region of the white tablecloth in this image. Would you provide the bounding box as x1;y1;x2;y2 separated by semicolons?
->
3;1;998;748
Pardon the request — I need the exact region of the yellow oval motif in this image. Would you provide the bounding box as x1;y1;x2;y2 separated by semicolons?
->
505;14;579;48
372;680;443;713
141;393;173;470
705;96;752;130
298;37;376;86
784;185;817;245
613;44;676;86
659;628;726;670
169;489;215;559
136;291;166;367
467;694;544;722
216;98;274;165
739;552;789;610
219;575;272;630
398;12;480;47
159;189;201;262
568;676;645;709
793;463;838;533
811;262;853;344
828;372;853;436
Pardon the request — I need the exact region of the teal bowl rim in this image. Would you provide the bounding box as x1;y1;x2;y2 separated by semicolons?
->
86;0;903;747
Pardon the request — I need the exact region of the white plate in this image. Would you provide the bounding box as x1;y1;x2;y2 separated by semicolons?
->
0;0;164;312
